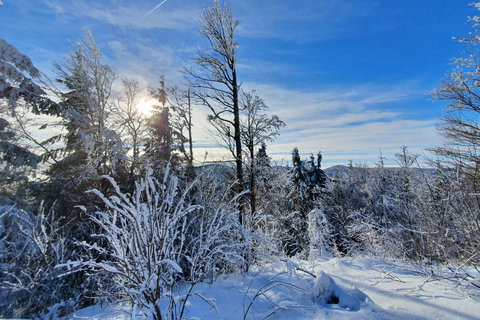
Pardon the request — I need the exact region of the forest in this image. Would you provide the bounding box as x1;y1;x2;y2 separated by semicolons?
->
1;1;480;319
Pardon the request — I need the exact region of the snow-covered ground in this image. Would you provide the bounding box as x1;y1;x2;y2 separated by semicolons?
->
60;257;479;320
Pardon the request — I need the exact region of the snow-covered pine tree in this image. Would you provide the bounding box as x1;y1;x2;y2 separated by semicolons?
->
144;79;182;179
0;37;58;114
46;30;125;220
291;148;326;201
0;37;58;197
286;148;327;256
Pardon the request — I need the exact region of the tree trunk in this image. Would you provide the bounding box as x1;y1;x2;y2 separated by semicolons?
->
187;88;194;165
232;68;244;225
249;143;256;218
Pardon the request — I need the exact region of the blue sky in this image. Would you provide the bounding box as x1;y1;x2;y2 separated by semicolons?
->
0;0;476;166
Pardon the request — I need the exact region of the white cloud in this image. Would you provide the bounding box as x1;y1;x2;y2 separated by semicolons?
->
235;82;440;166
104;38;188;92
243;82;417;120
39;0;199;31
42;0;65;14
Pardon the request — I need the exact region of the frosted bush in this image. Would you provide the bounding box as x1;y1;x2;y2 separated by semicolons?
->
59;166;247;320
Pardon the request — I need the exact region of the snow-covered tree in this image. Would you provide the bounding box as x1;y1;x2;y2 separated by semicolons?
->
241;90;285;217
0;37;60;198
53;30;120;172
284;148;327;256
45;30;124;219
291;148;326;200
0;114;41;186
429;3;480;240
0;37;58;114
167;86;194;166
187;0;244;220
144;79;181;175
426;2;480;264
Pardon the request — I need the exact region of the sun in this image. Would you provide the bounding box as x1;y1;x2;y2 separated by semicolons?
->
136;98;154;115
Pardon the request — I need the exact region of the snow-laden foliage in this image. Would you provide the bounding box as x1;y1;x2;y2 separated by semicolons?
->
0;112;42;185
52;29;123;171
42;30;127;224
318;149;480;267
60;166;247;320
0;199;92;319
0;37;58;114
0;37;42;108
0;38;57;195
283;148;327;257
308;208;334;259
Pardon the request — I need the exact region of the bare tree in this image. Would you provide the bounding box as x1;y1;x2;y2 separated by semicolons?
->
429;4;480;194
167;86;194;165
240;90;285;216
186;0;243;218
429;4;480;255
115;77;147;178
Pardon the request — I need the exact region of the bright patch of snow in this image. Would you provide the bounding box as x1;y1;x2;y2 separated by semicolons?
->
60;257;480;320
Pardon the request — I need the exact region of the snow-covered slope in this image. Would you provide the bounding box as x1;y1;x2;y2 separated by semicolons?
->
63;257;480;320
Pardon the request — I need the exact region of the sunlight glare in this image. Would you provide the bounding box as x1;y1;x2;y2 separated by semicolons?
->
136;98;154;115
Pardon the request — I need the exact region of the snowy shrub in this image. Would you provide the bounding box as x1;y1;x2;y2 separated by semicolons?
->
0;199;90;319
308;207;335;259
253;162;294;258
311;270;367;311
61;166;247;320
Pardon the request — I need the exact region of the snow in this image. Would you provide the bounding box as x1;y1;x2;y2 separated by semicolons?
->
60;257;480;320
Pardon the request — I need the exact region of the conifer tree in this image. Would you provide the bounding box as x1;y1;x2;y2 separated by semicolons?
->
46;30;122;219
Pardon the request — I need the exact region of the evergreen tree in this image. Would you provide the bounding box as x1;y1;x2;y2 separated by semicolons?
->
0;37;58;200
286;148;327;256
291;148;326;200
255;143;270;168
144;79;179;173
45;30;123;220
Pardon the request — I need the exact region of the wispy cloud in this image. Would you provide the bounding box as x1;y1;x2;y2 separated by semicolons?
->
106;40;181;81
39;0;199;31
232;82;439;165
41;0;65;14
244;82;417;120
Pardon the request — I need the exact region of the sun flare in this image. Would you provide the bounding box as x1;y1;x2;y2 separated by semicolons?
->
136;98;154;115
